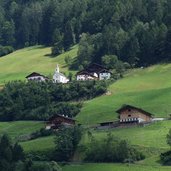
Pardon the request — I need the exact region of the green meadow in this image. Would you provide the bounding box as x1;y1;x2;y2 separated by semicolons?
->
0;120;171;170
0;45;78;85
62;163;171;171
0;121;44;139
77;64;171;124
82;120;171;149
1;47;171;170
20;136;55;153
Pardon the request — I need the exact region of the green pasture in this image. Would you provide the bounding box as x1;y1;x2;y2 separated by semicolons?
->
20;136;55;153
0;45;78;84
0;121;44;139
77;64;171;124
62;163;171;171
82;120;171;149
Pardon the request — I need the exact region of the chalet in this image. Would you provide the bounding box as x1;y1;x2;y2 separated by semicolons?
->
45;114;75;130
116;105;153;124
53;64;69;83
26;72;49;82
76;63;111;81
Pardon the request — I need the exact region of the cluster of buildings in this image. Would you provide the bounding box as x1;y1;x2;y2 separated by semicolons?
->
26;64;69;83
25;63;158;130
45;104;156;130
25;63;111;83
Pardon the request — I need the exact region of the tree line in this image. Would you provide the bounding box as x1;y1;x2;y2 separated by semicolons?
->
0;0;170;67
0;81;107;121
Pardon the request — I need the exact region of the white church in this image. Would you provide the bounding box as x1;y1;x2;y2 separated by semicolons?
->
53;64;69;83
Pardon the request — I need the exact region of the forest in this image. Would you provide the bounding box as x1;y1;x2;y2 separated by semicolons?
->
0;0;170;67
0;81;107;121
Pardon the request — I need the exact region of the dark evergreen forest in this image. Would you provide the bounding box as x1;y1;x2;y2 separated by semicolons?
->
0;0;171;66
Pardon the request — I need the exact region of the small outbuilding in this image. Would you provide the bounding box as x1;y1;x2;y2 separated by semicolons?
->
45;114;75;130
116;105;153;124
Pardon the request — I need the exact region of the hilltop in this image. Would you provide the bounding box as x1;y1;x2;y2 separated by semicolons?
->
0;45;78;85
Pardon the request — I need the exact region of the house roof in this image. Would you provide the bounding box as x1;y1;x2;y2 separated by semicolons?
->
76;70;97;78
26;72;48;79
48;114;76;122
116;105;154;117
76;63;110;76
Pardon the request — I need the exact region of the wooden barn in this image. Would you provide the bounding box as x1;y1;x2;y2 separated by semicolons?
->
116;105;153;124
45;114;75;130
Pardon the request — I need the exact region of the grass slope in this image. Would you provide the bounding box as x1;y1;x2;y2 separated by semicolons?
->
0;45;78;85
63;163;171;171
0;121;55;154
0;121;44;139
82;120;171;149
77;64;171;124
20;136;55;154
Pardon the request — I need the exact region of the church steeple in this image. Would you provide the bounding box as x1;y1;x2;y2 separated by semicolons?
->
56;64;59;73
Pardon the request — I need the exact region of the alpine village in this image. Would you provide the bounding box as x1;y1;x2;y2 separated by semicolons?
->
0;1;171;171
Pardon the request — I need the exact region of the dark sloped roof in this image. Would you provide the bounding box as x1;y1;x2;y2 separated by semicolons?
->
26;72;48;79
76;63;110;75
48;114;76;122
116;104;153;117
76;70;97;77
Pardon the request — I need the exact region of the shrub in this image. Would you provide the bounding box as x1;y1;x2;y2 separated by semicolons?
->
53;126;83;161
84;133;145;163
0;46;14;57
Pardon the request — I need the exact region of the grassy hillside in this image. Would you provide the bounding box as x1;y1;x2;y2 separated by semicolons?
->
0;45;78;85
77;64;171;124
82;120;170;149
20;136;55;153
0;121;44;139
63;163;171;171
0;121;171;170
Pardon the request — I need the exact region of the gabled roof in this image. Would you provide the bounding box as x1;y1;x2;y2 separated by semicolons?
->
76;70;98;78
116;104;153;117
26;72;48;79
48;114;76;122
76;63;110;75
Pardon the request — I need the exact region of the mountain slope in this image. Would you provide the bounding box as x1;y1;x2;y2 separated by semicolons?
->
0;45;78;85
77;64;171;124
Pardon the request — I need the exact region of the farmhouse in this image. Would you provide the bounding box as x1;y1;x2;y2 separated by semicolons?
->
26;72;49;82
45;114;75;130
116;105;153;124
53;64;69;83
76;63;111;81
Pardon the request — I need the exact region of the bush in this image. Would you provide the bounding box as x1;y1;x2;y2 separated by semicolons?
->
84;133;145;163
160;151;171;165
0;46;14;57
0;134;25;171
53;126;83;162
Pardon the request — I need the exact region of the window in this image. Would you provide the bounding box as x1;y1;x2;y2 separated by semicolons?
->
128;114;131;117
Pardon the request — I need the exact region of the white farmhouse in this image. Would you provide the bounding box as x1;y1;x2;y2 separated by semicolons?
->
53;64;69;83
26;72;48;82
76;63;111;81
